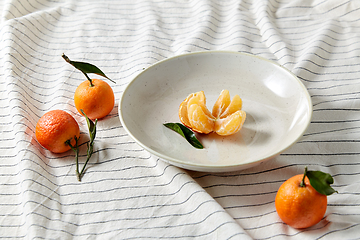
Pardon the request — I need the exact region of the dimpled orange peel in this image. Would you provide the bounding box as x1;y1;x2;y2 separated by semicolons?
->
179;90;246;136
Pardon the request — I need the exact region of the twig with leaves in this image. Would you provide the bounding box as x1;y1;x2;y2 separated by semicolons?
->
62;53;114;181
66;109;97;181
78;110;97;181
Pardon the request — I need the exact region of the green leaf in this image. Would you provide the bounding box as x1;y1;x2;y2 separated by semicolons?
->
81;109;97;143
62;54;115;83
164;123;204;149
306;169;337;196
77;109;98;181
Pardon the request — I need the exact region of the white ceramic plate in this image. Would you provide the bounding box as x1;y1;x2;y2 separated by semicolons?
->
119;51;312;172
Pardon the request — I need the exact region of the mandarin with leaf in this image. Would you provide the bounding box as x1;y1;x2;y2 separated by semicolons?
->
62;54;115;120
275;167;337;229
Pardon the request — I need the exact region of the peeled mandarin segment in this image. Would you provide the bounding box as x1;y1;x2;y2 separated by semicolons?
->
214;110;246;136
196;91;206;105
187;93;199;107
179;101;191;128
193;91;214;119
187;94;209;118
220;94;243;119
212;89;231;118
187;104;215;134
179;93;194;128
178;90;246;136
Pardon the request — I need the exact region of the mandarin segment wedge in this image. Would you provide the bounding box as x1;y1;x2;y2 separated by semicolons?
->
187;104;215;134
178;93;194;128
212;89;231;118
220;94;243;118
190;91;214;118
178;90;246;136
215;110;246;136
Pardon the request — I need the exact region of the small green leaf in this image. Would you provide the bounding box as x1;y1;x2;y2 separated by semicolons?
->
306;169;337;196
164;123;204;149
62;54;115;83
77;109;98;181
81;109;97;143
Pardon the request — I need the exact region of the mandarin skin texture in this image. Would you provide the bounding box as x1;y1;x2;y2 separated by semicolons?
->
275;174;327;229
74;79;115;120
36;110;80;153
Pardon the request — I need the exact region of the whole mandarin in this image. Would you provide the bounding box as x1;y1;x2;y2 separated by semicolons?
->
275;174;327;229
35;110;80;153
74;78;114;120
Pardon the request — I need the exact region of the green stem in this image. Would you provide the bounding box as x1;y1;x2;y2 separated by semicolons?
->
62;53;71;64
300;166;308;187
65;136;80;181
81;70;94;87
62;53;94;87
78;142;93;181
77;110;97;182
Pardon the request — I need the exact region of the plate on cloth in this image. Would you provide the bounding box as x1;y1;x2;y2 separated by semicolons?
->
119;51;312;172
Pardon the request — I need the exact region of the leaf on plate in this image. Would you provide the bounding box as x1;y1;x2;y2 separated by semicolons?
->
164;123;204;149
306;168;337;196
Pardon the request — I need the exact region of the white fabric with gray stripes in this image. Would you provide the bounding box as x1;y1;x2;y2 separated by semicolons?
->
1;0;360;239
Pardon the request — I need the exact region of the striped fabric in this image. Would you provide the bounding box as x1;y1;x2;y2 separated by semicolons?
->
1;0;360;239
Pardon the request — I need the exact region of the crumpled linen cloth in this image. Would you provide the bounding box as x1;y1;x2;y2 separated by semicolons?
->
1;0;360;239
